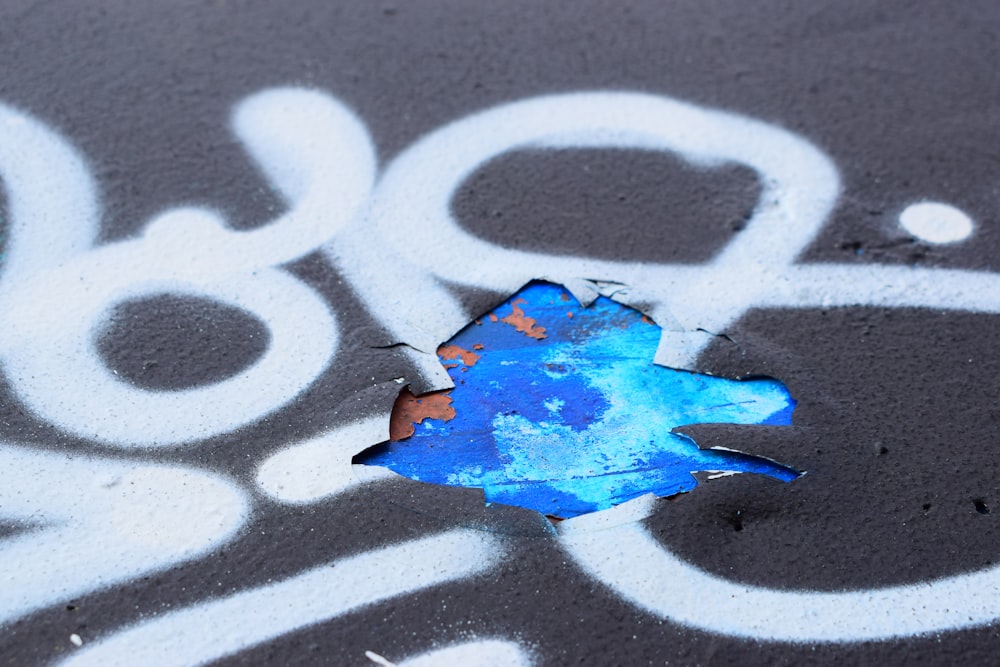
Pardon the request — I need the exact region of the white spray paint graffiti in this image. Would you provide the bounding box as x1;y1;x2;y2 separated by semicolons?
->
0;90;368;447
560;494;1000;643
0;85;997;662
364;90;1000;644
366;91;843;369
0;90;488;660
368;639;536;667
57;530;505;667
0;442;248;626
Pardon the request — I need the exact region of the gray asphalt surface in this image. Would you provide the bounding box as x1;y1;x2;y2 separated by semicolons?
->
1;1;999;664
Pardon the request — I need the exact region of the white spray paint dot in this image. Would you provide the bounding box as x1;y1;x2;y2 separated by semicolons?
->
899;201;974;244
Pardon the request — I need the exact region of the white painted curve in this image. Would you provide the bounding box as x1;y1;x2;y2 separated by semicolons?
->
0;88;374;446
395;639;535;667
0;101;99;284
560;497;1000;642
59;530;505;667
1;270;338;446
256;415;395;504
0;442;248;626
369;91;840;369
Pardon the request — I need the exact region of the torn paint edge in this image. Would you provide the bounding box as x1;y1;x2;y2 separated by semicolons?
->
260;278;801;520
383;276;721;399
354;280;801;522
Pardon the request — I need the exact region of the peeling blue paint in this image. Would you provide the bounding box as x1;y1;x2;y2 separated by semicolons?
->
358;282;799;518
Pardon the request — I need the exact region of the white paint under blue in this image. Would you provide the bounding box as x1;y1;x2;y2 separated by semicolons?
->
360;283;797;517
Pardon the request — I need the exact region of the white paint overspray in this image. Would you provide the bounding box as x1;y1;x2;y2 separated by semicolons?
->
394;639;535;667
58;530;504;667
0;442;248;626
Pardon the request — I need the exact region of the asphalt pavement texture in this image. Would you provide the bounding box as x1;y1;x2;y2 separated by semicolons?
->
1;1;999;665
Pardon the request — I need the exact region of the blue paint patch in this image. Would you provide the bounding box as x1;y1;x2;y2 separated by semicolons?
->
357;282;799;518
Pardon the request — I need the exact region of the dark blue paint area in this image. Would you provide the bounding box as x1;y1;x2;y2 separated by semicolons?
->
358;282;799;518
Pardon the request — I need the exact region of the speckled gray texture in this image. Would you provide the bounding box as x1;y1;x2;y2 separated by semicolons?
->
1;1;999;664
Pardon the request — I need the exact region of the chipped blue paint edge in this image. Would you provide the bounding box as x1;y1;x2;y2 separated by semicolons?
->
358;282;799;518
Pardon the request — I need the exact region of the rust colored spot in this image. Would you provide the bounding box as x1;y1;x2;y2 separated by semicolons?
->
545;514;565;526
389;387;456;440
437;343;481;368
559;293;571;302
474;319;482;326
566;311;574;318
500;298;547;340
472;343;485;350
488;313;498;323
641;315;654;325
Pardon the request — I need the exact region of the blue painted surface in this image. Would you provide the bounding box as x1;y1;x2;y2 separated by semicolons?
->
359;282;799;518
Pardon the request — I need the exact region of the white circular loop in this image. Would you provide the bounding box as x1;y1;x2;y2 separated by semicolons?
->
372;91;840;296
370;91;841;369
3;269;338;447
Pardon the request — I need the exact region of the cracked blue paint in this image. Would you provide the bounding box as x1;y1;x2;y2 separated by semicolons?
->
358;282;799;518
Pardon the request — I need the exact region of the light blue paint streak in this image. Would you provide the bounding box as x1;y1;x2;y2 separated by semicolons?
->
359;282;798;518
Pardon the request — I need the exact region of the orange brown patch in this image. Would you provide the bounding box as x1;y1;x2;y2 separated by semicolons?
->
500;298;547;340
389;388;457;440
437;343;481;369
